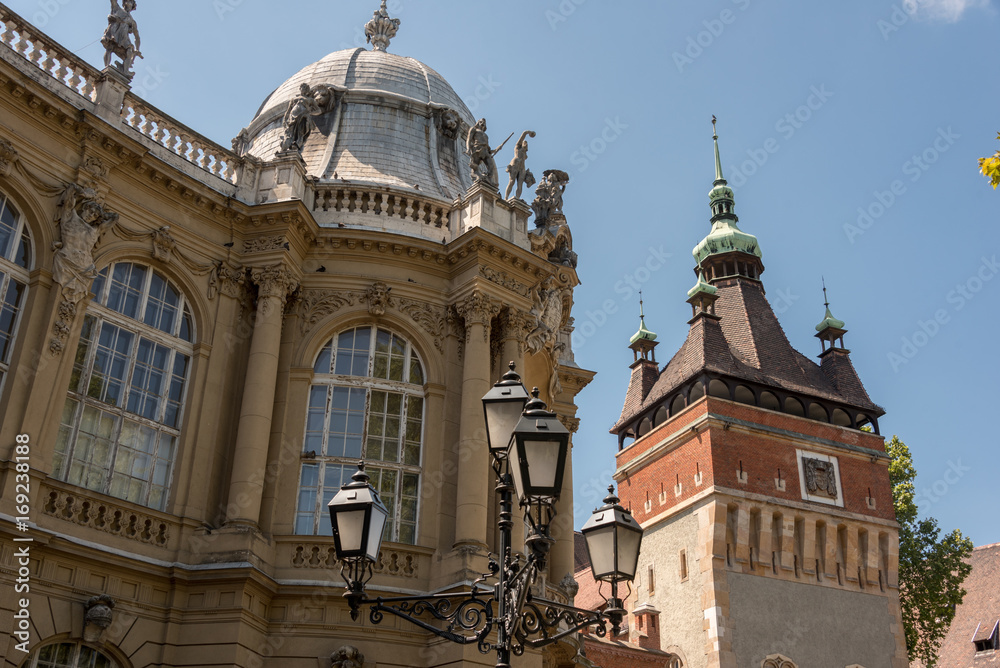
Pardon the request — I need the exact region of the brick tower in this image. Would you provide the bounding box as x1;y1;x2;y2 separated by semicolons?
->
609;122;909;668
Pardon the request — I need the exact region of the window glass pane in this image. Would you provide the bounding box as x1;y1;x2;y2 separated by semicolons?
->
314;342;332;373
0;197;16;260
0;277;24;363
15;230;30;269
409;357;424;385
58;262;191;511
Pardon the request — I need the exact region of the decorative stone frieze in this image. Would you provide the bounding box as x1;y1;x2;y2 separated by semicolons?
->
480;265;531;298
43;489;170;546
244;235;287;254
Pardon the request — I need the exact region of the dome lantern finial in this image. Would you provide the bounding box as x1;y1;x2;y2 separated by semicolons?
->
365;0;401;52
629;290;658;362
712;115;725;185
815;278;848;352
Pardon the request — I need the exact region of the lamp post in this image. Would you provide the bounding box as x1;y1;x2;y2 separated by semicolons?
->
327;362;644;666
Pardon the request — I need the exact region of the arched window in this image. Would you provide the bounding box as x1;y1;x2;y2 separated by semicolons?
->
296;326;425;545
54;262;193;511
0;191;32;399
23;641;119;668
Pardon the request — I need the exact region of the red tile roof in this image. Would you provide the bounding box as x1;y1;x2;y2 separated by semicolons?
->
932;542;1000;667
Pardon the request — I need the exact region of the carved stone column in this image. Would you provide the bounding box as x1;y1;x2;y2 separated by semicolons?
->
453;290;500;549
225;264;298;528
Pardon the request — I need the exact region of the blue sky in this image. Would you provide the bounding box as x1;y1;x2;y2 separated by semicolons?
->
11;0;998;546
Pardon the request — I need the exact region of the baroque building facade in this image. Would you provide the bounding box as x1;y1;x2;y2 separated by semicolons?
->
0;3;594;667
597;128;910;667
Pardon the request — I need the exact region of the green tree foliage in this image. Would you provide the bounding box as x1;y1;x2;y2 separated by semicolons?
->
980;133;1000;189
886;436;973;664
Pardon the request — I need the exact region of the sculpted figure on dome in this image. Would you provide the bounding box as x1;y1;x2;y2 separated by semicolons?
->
365;0;401;52
102;0;141;74
53;185;119;302
279;83;337;154
467;119;510;188
505;130;537;201
531;169;570;226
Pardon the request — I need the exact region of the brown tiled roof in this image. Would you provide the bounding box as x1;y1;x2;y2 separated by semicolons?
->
614;278;883;431
618;360;661;423
933;542;1000;668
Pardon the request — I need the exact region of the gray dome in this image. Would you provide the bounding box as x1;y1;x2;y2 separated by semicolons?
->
242;48;476;201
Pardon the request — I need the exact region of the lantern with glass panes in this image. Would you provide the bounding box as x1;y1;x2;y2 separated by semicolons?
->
328;362;644;667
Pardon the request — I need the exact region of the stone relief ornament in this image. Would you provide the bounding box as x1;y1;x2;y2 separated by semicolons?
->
243;235;287;254
210;262;246;300
298;290;357;335
53;185;118;303
331;645;365;668
761;654;797;668
278;83;338;154
0;138;18;177
803;457;838;498
397;298;449;353
548;238;578;269
505;130;536;201
531;169;570;226
434;108;462;141
102;0;142;75
526;277;570;355
151;225;175;263
362;281;395;317
466;118;506;188
365;0;400;52
83;594;115;642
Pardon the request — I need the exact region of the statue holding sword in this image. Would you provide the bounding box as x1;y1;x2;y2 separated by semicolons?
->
466;118;514;188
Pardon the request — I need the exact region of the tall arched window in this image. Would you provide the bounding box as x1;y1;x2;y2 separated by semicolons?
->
296;326;425;544
0;191;32;400
23;641;119;668
54;262;193;511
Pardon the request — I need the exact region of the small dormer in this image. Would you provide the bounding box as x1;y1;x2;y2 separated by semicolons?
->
973;620;999;654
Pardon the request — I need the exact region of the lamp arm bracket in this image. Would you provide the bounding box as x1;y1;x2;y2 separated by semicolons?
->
364;590;495;648
513;596;614;653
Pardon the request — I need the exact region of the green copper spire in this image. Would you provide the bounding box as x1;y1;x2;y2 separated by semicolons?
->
815;281;846;332
687;268;718;299
630;291;658;344
693;117;763;267
713;115;725;184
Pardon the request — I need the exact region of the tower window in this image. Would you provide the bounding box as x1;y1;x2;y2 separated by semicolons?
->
679;549;688;581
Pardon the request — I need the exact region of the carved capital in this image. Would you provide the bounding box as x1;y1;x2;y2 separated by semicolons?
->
498;307;534;343
557;415;581;434
211;262;246;300
455;290;500;330
251;264;298;305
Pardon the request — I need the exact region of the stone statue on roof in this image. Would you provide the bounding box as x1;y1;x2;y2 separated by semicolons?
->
531;169;569;226
467;119;510;188
102;0;142;75
505;130;536;201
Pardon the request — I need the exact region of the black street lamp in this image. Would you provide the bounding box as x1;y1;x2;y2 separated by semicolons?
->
328;362;644;667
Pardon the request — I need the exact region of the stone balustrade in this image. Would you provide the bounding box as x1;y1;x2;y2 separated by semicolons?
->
286;539;420;578
0;4;98;102
121;93;241;184
313;186;450;229
41;483;174;548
